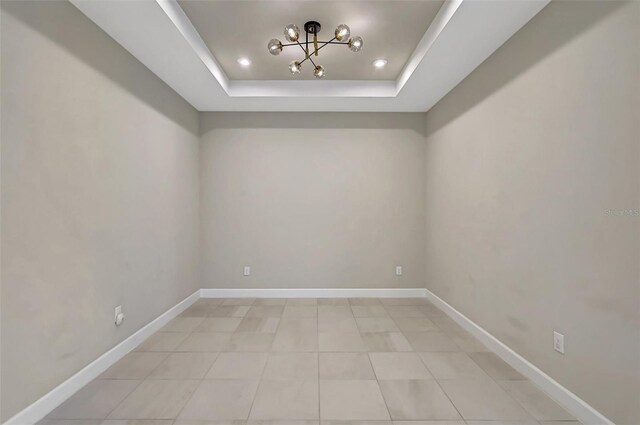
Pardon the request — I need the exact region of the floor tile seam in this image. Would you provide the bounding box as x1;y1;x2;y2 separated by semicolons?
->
244;349;270;422
429;371;466;422
99;378;155;421
417;332;540;423
199;350;221;380
363;351;394;421
151;378;205;422
317;305;321;421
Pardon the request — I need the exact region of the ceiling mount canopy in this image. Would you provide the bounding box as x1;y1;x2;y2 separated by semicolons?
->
268;20;363;79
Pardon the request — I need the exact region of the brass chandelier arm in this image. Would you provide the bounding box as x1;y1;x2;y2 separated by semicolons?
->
288;37;343;66
281;41;346;48
312;37;338;56
282;39;346;53
306;30;309;59
296;41;317;67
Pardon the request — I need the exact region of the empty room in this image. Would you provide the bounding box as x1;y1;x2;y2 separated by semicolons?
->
1;0;638;424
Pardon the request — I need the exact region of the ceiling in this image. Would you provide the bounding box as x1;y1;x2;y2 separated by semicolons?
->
178;0;445;81
69;0;550;112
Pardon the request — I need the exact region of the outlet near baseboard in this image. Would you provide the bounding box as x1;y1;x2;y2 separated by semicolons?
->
553;331;565;354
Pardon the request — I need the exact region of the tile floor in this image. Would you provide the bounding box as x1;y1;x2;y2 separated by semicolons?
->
41;297;580;425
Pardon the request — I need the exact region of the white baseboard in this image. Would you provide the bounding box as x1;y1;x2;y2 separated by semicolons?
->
200;287;427;298
4;289;201;425
424;288;612;425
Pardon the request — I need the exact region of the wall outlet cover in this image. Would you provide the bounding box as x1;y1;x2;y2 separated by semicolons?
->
553;331;565;354
114;305;125;326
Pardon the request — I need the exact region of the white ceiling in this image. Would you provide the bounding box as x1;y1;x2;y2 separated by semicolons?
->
178;0;445;80
69;0;550;112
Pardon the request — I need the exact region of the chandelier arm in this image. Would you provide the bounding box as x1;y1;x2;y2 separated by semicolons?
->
295;41;308;57
314;32;319;56
296;41;317;67
312;36;337;56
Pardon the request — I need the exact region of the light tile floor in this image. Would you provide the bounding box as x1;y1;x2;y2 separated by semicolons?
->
41;298;580;425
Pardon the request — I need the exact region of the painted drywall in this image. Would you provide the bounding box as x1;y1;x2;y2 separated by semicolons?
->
423;1;640;423
0;1;200;421
200;112;426;289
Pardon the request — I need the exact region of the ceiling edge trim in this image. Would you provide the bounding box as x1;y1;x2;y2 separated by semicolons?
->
396;0;463;94
227;80;397;98
156;0;231;94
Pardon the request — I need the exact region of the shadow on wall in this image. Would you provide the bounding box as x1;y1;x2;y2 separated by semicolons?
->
425;0;626;136
1;0;198;133
200;112;428;137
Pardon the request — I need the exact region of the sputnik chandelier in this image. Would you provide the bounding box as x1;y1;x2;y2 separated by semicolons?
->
267;21;363;78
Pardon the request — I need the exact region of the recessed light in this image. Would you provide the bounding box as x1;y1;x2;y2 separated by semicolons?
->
237;58;251;67
373;59;387;68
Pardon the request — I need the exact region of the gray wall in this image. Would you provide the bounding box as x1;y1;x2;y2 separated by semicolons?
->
0;1;200;421
423;1;640;423
199;112;426;289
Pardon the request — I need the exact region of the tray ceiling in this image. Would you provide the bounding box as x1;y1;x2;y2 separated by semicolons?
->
69;0;550;112
178;0;445;80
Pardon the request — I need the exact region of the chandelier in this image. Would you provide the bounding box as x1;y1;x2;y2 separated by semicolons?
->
267;21;363;78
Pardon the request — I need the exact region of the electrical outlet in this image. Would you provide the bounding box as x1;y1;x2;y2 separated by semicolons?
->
395;266;403;276
114;305;125;326
243;266;251;276
553;331;564;354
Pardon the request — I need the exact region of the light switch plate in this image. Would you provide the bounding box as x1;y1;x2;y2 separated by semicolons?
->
243;266;251;276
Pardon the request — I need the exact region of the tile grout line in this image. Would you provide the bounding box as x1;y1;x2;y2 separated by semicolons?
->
161;377;203;423
431;373;467;422
414;345;467;422
130;303;224;422
317;301;321;422
169;297;245;423
367;350;395;422
423;302;546;422
98;377;145;421
245;337;270;421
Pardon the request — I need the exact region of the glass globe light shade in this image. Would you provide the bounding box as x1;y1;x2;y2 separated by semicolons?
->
267;38;283;55
313;65;326;79
289;60;302;75
334;24;351;42
348;36;363;52
284;24;300;42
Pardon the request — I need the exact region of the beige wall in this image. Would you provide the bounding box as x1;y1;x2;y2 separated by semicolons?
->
0;1;200;421
423;1;640;423
199;112;426;289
